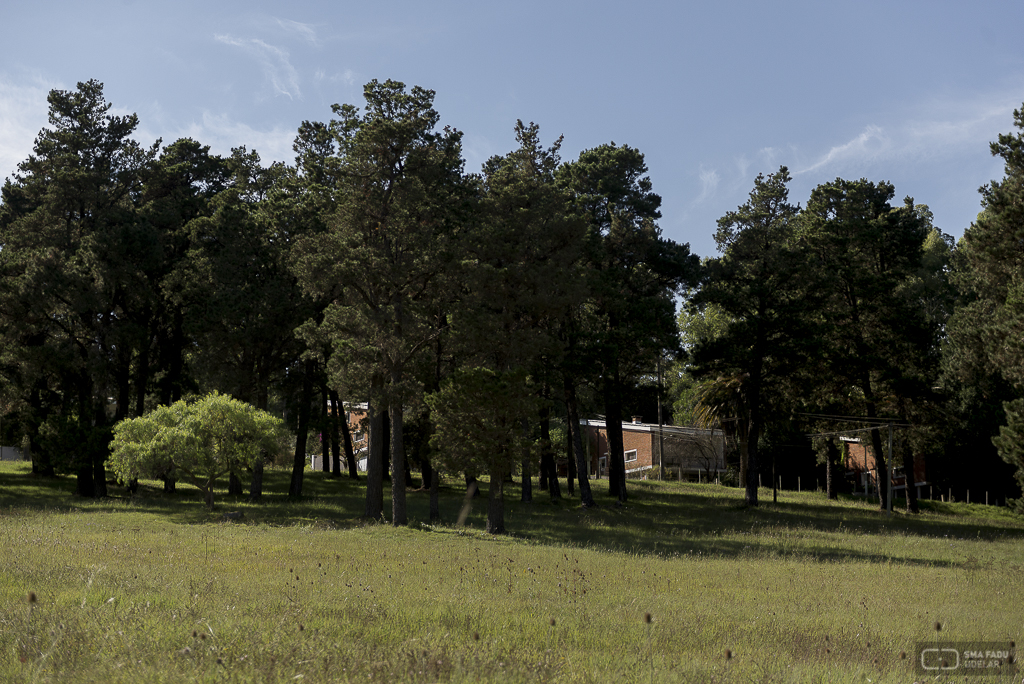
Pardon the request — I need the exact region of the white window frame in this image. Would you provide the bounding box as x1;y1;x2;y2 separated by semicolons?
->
624;449;638;463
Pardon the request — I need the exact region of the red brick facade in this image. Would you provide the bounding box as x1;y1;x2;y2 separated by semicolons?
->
582;419;725;480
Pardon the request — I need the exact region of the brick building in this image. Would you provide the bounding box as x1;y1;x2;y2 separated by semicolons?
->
842;436;928;497
581;418;725;480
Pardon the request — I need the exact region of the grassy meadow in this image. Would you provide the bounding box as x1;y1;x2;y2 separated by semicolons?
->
1;461;1022;683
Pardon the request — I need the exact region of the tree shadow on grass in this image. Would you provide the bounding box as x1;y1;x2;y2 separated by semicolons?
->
2;462;1022;565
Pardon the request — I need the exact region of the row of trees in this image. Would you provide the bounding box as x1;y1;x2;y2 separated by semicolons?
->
0;80;697;532
2;78;1022;526
674;104;1024;511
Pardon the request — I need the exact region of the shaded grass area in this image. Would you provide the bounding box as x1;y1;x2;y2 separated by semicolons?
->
1;461;1022;683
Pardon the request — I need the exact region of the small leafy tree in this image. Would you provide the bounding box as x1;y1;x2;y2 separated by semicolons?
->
110;393;285;509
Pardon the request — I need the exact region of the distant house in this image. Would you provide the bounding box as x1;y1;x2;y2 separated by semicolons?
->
309;402;370;471
581;417;726;481
841;436;928;497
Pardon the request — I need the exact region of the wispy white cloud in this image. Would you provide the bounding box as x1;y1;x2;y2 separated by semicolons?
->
696;166;720;204
0;76;61;181
796;94;1019;177
215;34;301;100
800;125;888;174
275;18;319;46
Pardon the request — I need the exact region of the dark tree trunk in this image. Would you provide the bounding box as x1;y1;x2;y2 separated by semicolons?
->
364;374;385;519
336;391;358;479
604;373;627;502
744;363;762;507
420;457;433;492
539;431;549;491
903;447;919;514
565;421;575;496
92;398;108;498
540;409;561;500
228;472;243;496
75;461;94;498
289;359;315;498
75;376;95;498
564;375;594;507
320;386;331;473
825;437;839;500
28;387;54;477
866;417;887;511
381;409;391;480
249;388;270;502
249;460;264;502
115;352;131;423
486;461;506;534
329;390;342;478
520;418;533;503
390;400;408;526
134;327;151;418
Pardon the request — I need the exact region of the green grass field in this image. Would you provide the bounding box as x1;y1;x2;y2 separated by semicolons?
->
1;461;1021;683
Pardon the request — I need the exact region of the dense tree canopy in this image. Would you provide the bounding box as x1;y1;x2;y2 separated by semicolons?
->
0;79;1022;525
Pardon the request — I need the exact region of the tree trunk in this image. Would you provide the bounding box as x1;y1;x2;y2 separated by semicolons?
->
76;462;95;498
744;365;762;507
604;373;627;502
564;375;594;507
249;459;264;502
866;419;887;511
204;487;215;510
486;461;506;534
382;409;391;480
903;448;919;514
738;429;748;490
28;387;54;477
364;374;385;519
420;457;433;492
335;392;358;479
289;359;314;498
228;472;243;496
75;375;96;498
565;420;575;495
134;327;150;418
390;399;408;526
540;409;561;500
520;418;533;503
744;418;759;507
329;390;342;477
320;386;331;473
249;387;270;501
825;437;839;500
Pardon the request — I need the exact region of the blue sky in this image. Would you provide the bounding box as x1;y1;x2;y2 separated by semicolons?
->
2;0;1023;259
